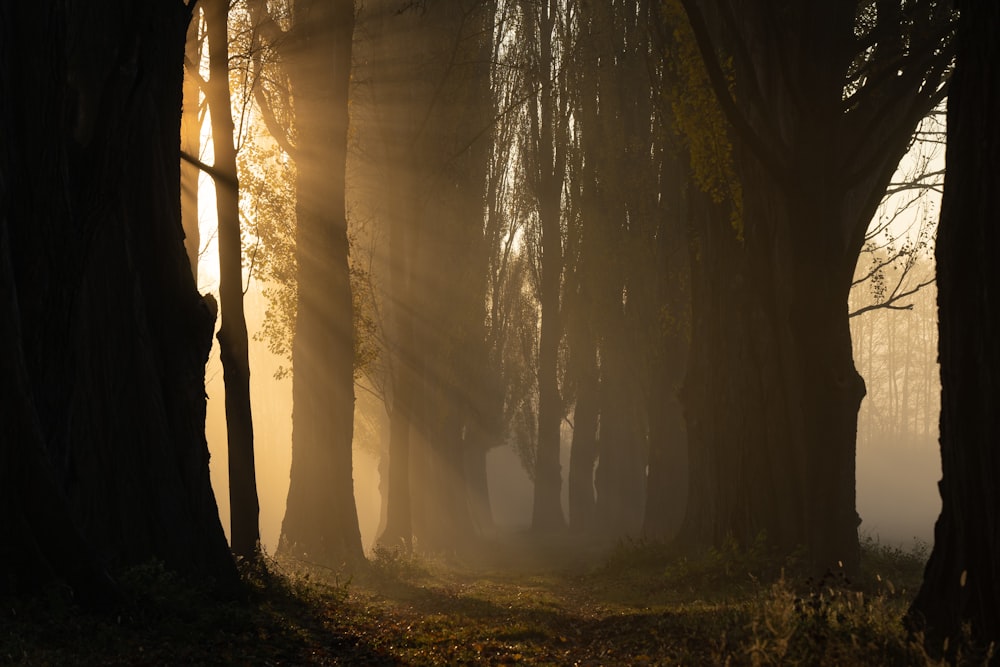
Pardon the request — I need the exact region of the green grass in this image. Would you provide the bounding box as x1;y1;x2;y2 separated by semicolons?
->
0;535;970;665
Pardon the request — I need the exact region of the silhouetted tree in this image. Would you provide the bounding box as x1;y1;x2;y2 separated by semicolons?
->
678;0;952;572
0;0;236;596
517;0;570;533
248;0;364;565
203;0;261;561
907;0;1000;657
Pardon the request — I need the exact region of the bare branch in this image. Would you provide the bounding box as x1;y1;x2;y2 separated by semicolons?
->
180;149;238;189
849;277;935;318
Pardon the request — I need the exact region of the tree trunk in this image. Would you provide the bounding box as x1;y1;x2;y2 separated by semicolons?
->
594;324;647;537
907;1;1000;656
378;379;413;548
681;170;866;571
674;0;948;574
279;0;364;565
204;0;261;562
465;437;495;536
529;0;567;533
533;178;566;531
1;0;236;590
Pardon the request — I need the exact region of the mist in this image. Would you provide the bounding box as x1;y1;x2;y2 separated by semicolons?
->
11;0;994;662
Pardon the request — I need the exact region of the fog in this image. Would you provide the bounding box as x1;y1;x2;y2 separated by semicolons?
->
200;279;942;554
187;3;946;562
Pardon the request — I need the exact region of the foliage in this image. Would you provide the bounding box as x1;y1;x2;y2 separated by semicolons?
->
367;544;429;581
661;0;743;236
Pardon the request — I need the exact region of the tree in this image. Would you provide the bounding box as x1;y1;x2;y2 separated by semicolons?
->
361;0;496;551
0;0;236;595
518;0;571;533
248;0;364;564
907;0;1000;657
677;0;952;572
203;0;261;561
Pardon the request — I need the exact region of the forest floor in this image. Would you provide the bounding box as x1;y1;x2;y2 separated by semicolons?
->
3;532;949;665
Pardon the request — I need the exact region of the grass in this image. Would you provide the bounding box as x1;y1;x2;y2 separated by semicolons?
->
1;533;971;665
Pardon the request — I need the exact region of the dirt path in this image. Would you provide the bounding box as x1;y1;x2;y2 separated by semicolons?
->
301;536;733;665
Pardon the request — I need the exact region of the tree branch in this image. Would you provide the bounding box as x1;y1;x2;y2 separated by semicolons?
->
677;0;789;182
849;277;935;318
180;150;238;189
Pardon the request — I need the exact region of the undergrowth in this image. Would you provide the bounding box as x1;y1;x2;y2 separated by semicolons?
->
2;535;981;665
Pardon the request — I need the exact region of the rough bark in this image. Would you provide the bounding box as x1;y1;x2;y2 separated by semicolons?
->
907;1;1000;657
205;0;261;561
0;0;236;591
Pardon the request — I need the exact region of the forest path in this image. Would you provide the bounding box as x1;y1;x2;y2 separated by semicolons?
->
4;534;927;664
303;532;735;665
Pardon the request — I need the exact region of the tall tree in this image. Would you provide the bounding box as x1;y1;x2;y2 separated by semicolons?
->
519;0;570;532
0;0;236;593
907;0;1000;657
249;0;363;564
204;0;261;561
677;0;952;572
363;0;495;551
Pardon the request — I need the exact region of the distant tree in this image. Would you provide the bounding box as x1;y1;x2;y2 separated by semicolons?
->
0;0;236;595
248;0;364;565
362;0;496;551
517;0;571;533
850;256;939;449
907;0;1000;657
556;0;691;540
678;0;953;572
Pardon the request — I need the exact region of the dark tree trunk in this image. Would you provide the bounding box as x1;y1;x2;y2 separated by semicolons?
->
533;175;566;531
366;2;418;550
205;0;261;561
0;0;236;591
378;376;413;548
680;170;868;571
527;0;567;533
907;1;1000;657
642;158;691;541
594;326;647;536
465;437;495;535
278;0;364;565
676;0;950;573
0;216;118;603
